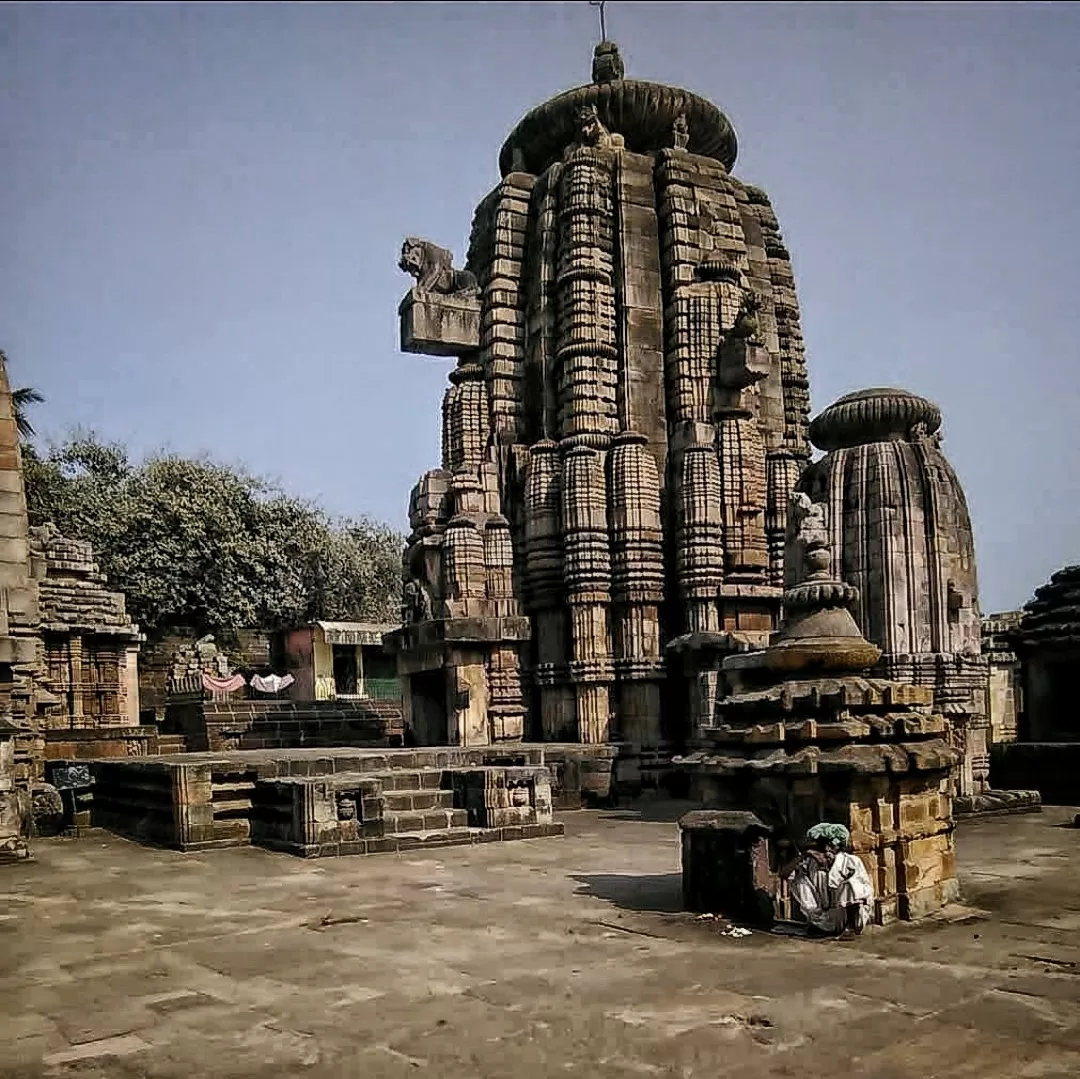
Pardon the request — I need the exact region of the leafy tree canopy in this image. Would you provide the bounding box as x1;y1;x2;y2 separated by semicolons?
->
23;432;404;635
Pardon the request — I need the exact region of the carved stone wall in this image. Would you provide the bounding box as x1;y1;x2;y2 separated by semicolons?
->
391;41;813;758
981;610;1022;744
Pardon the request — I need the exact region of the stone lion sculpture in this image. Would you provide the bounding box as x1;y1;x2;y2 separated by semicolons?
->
576;104;615;149
399;238;478;296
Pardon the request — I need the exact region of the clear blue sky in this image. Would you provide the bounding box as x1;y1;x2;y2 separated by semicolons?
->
4;2;1079;614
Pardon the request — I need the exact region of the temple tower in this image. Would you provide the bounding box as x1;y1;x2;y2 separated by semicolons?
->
387;41;812;773
799;387;990;796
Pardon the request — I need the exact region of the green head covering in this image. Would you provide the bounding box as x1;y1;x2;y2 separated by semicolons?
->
806;822;851;851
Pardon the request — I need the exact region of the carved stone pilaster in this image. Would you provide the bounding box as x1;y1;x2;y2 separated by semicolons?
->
562;445;613;744
555;149;619;447
609;433;665;746
673;437;723;634
441;516;487;620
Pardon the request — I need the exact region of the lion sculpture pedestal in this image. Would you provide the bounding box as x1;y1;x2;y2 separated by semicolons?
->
399;289;480;357
398;237;481;358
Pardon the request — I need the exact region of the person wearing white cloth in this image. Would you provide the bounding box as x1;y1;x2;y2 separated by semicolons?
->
785;822;874;939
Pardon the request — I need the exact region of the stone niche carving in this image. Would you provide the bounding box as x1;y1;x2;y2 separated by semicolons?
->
398;237;481;357
390;39;815;776
799;387;990;798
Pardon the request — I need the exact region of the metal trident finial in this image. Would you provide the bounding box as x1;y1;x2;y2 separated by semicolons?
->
589;0;607;43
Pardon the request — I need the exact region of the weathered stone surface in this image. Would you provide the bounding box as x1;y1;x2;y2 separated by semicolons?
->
86;745;587;855
981;609;1022;744
398;289;481;357
3;806;1080;1077
679;809;776;925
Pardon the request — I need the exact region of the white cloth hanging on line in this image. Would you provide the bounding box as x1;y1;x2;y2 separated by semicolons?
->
250;673;295;695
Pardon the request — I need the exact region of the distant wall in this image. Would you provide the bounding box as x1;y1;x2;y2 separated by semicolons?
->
166;697;404;753
991;742;1080;806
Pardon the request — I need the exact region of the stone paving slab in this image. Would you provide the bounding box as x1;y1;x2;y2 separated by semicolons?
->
0;803;1077;1078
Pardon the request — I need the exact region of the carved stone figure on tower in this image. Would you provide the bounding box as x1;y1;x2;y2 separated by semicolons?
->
672;112;690;151
574;104;616;150
398;237;479;296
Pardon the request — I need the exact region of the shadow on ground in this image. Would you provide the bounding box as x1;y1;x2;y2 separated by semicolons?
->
596;797;698;824
571;871;684;913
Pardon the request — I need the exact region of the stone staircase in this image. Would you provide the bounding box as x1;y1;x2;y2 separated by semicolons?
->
379;768;469;834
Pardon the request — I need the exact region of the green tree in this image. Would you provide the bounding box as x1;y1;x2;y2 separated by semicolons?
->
24;432;404;634
1;349;45;440
13;387;45;440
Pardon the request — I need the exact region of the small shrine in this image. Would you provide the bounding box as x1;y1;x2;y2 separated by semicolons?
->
675;492;961;924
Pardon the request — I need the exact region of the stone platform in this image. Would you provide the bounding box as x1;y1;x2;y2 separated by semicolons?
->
3;804;1079;1077
83;744;619;857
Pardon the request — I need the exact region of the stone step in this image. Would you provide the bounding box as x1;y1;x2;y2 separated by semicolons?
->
381;788;454;813
370;768;445;792
383;808;469;835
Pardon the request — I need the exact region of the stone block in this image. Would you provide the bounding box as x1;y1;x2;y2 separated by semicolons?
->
679;810;776;926
399;289;481;357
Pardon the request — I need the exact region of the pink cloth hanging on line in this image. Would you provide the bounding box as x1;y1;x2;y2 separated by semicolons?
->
202;672;246;696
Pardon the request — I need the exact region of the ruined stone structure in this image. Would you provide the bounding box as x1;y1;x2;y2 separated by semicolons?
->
989;570;1080;805
982;610;1022;744
0;360;56;794
1011;566;1080;743
675;493;961;925
798;388;990;798
32;523;146;761
387;41;811;769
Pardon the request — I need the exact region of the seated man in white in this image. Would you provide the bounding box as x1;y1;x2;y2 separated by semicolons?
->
786;822;874;939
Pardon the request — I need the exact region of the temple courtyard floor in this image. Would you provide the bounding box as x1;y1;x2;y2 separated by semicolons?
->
1;803;1078;1079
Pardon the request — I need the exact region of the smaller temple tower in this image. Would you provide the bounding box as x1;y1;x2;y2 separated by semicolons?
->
1011;566;1080;742
675;490;961;925
799;387;989;796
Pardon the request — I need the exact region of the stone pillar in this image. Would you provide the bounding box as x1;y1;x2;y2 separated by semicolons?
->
523;164;562;443
485;515;526;741
672;436;723;634
469;174;535;444
447;656;490;747
716;410;768;581
766;451;803;588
